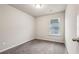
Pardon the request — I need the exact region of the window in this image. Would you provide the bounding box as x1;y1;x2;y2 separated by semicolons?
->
49;18;60;36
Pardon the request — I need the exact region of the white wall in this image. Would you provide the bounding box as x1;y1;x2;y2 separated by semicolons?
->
0;5;35;52
35;11;65;43
77;5;79;37
76;5;79;54
65;5;78;54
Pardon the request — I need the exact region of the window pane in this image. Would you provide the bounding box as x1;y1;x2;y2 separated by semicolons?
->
50;19;59;35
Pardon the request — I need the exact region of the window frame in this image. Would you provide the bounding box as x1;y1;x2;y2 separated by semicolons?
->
49;18;61;36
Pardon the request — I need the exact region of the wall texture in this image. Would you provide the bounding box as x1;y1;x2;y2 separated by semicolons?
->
77;5;79;37
65;5;78;54
76;5;79;54
0;5;35;52
35;11;65;43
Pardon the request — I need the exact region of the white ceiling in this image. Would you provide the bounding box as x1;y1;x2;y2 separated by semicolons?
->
10;4;67;17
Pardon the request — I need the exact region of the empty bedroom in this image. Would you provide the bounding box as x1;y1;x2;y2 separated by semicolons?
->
0;4;79;54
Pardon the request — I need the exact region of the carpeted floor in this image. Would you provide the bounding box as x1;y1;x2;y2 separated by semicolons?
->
1;39;65;54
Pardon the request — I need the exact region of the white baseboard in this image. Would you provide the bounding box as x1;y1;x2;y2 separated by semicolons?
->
0;39;34;53
35;38;64;44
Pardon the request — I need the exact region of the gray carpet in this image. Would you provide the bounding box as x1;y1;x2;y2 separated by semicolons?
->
1;39;65;54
